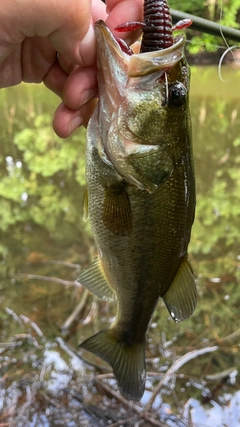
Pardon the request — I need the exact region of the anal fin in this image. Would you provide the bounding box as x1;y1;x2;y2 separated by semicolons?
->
76;256;116;301
162;255;197;322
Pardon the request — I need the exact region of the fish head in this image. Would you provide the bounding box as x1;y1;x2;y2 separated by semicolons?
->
94;21;191;192
123;34;191;146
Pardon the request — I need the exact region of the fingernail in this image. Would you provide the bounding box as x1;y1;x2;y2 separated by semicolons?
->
68;116;83;136
79;24;96;66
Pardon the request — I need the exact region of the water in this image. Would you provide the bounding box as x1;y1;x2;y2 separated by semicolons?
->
0;66;240;426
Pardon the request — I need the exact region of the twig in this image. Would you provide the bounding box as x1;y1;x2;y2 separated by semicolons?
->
0;341;23;350
220;328;240;343
108;416;136;427
81;300;98;326
56;337;82;359
9;384;37;427
40;260;80;269
20;314;44;338
96;373;115;379
13;333;39;349
5;307;22;324
171;9;240;43
145;346;218;411
184;398;194;427
11;273;80;287
61;288;89;331
205;367;237;382
41;393;62;409
94;379;166;427
57;337;111;373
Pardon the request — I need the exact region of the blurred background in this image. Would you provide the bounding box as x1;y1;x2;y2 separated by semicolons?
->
0;1;240;426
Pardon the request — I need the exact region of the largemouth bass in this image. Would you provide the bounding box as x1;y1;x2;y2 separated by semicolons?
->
77;20;197;401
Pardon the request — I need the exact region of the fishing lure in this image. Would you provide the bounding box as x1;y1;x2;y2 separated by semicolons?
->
115;0;192;53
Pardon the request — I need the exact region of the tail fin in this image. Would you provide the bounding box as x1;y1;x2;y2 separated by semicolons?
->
79;327;146;401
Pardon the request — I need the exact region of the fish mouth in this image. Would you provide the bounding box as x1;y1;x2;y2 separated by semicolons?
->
94;20;186;78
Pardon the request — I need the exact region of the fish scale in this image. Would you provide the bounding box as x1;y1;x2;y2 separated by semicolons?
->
77;19;196;401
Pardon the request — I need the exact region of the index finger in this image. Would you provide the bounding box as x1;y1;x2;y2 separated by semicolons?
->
105;0;143;38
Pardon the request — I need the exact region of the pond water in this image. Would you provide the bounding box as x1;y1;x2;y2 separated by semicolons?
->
0;66;240;426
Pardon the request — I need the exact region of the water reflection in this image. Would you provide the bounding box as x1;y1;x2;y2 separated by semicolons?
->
187;392;240;427
0;66;240;426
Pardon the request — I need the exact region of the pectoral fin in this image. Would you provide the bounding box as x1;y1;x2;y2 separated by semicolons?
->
76;257;116;301
162;256;197;322
103;185;132;235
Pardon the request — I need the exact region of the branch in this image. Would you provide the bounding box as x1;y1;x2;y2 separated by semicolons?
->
11;273;80;288
145;345;218;411
61;288;89;331
94;379;166;427
40;260;80;269
171;9;240;43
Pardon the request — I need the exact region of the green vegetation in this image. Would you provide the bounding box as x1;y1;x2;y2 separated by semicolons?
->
0;84;91;277
0;69;240;425
0;69;239;277
169;0;240;53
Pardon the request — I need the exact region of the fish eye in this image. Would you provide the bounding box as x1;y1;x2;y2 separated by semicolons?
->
168;82;186;108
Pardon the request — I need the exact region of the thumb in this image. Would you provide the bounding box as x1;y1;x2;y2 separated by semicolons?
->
1;0;97;66
49;0;97;66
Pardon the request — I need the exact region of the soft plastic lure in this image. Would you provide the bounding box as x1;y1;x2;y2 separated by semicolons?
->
115;0;192;53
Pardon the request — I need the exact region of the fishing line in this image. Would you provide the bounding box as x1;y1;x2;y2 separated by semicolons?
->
218;44;238;82
164;72;169;106
185;38;238;75
219;0;234;54
218;0;238;82
183;0;239;80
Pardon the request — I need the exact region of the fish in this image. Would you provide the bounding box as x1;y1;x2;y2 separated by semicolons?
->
77;13;197;401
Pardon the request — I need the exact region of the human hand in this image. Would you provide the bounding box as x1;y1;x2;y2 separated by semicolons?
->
0;0;143;137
